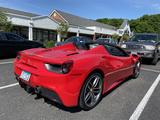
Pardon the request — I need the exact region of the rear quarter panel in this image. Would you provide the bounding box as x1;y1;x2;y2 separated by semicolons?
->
67;46;111;95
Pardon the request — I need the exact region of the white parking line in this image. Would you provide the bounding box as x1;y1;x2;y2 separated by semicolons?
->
141;68;160;73
129;74;160;120
0;61;13;65
0;83;19;90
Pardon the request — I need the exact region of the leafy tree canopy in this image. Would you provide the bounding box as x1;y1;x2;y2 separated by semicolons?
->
57;22;69;37
96;14;160;34
0;11;12;32
112;33;120;40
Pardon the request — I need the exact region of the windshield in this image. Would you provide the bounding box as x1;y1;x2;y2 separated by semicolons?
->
65;36;92;44
131;34;158;42
65;36;77;42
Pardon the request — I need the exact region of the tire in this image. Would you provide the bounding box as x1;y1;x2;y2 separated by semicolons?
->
132;61;141;79
79;73;103;110
151;53;158;65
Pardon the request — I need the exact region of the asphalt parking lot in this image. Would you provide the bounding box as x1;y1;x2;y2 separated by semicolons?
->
0;58;160;120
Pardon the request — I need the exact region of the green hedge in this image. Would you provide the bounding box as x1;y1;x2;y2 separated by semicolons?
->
43;40;56;48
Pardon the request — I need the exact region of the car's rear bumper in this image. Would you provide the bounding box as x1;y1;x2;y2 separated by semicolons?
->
15;74;62;104
14;60;85;107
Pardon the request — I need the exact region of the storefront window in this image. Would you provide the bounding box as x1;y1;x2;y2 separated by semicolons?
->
12;27;57;42
43;30;49;41
33;29;37;41
21;27;28;39
12;26;28;39
33;28;57;42
37;30;43;42
49;31;57;41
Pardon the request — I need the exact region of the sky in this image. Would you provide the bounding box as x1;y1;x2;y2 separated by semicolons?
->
0;0;160;20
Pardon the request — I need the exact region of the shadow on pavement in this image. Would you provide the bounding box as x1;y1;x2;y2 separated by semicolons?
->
102;77;133;99
0;56;15;60
141;58;159;65
32;77;134;113
34;95;82;113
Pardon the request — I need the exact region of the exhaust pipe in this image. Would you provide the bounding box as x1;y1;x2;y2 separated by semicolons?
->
25;86;33;93
35;87;41;94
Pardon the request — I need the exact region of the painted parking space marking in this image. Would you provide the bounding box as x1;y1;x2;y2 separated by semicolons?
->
129;74;160;120
141;68;160;73
0;61;13;65
0;83;19;90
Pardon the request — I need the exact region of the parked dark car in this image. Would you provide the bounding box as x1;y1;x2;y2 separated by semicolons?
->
120;33;160;65
96;38;117;45
0;32;43;58
55;36;92;46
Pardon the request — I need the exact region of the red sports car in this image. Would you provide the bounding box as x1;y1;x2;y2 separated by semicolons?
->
14;42;141;110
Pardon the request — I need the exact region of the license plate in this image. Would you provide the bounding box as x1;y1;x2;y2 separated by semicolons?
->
20;71;31;81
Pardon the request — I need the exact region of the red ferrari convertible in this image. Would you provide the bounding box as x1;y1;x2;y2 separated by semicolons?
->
14;42;141;110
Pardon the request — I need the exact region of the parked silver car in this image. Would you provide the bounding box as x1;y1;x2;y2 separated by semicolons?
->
120;33;160;65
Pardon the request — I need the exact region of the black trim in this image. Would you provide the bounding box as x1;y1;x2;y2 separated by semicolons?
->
38;87;62;104
15;73;62;104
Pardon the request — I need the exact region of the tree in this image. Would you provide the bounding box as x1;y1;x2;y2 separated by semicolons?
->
43;40;55;48
96;14;160;34
129;14;160;34
0;11;12;32
112;33;119;40
130;19;155;33
121;33;129;41
57;22;69;41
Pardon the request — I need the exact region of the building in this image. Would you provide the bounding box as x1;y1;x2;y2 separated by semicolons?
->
0;7;131;42
0;7;58;42
117;19;132;37
50;10;119;41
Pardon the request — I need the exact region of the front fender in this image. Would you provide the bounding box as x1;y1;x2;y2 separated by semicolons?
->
131;54;141;63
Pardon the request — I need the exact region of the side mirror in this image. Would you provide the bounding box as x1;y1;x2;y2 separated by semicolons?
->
132;53;138;56
130;53;139;58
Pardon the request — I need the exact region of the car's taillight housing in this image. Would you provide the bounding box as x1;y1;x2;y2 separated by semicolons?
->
61;60;73;74
45;60;73;74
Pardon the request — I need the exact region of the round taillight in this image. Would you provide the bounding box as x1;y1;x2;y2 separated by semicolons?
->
62;60;73;74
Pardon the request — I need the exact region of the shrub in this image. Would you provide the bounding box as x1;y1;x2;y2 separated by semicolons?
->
112;33;120;40
121;34;130;41
43;40;56;48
